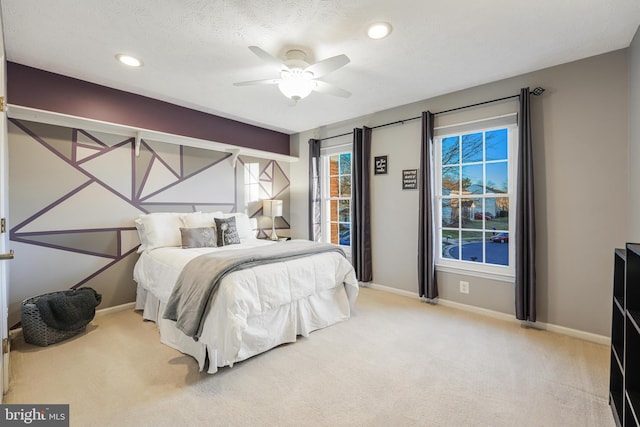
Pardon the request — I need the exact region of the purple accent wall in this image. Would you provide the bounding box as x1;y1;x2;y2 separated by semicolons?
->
7;62;290;155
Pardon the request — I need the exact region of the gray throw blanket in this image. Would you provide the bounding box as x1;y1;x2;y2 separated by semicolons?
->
163;240;346;340
35;287;102;331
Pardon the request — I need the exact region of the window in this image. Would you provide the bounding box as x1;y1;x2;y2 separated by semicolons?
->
243;162;260;203
321;151;352;248
435;125;516;278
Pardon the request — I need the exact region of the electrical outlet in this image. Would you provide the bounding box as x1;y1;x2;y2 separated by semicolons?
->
459;281;469;294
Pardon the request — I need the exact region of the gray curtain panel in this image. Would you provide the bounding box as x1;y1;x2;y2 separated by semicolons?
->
418;111;438;299
352;127;372;282
308;139;322;242
515;88;536;321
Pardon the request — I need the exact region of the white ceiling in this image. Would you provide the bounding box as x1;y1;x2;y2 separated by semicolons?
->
2;0;639;135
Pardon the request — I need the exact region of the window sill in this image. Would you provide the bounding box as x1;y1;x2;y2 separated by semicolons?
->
435;264;514;283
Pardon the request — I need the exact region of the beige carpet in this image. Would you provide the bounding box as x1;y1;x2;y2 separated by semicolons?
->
5;287;614;427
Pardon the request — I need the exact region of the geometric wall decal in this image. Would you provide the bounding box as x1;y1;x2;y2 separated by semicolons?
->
7;119;290;325
274;216;291;229
193;204;236;213
8;121;93;226
79;141;133;199
76;129;107;150
139;204;202;214
142;157;235;204
17;119;74;161
144;138;182;177
75;145;103;162
12;230;120;258
182;146;230;176
18;182;146;233
271;162;291;198
134;141;156;198
82;129;132;147
237;156;291;239
139;156;181;199
258;160;290;200
120;229;142;254
259;162;274;198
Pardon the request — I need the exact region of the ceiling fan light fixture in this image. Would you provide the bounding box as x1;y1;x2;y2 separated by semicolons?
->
115;53;143;67
278;68;316;101
235;46;350;101
278;78;316;101
367;22;392;40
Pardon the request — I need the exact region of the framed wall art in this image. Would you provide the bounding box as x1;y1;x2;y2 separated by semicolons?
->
374;155;388;175
402;169;418;190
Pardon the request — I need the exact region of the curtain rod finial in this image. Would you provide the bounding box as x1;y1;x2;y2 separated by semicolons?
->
531;87;545;96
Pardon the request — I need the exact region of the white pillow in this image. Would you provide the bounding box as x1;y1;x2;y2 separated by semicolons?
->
134;218;148;253
137;212;183;251
223;212;253;239
180;211;222;228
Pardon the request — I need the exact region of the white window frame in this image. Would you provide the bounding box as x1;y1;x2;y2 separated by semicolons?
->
434;123;518;282
320;145;352;256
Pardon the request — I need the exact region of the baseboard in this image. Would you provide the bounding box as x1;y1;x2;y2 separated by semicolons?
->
436;298;514;322
363;282;610;346
530;321;610;346
95;302;136;317
362;282;419;300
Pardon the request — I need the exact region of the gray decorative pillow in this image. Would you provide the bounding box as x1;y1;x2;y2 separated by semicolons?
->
214;216;241;246
180;227;217;249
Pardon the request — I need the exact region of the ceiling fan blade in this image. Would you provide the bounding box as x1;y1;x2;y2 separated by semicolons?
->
314;80;351;98
248;46;289;71
305;54;350;78
233;78;281;86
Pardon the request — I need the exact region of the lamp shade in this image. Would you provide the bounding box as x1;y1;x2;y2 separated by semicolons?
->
263;199;283;217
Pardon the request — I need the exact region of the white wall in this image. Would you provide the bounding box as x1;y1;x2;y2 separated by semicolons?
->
291;50;629;337
289;132;311;241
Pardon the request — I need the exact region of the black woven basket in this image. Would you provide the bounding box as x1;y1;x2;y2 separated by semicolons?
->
21;294;86;347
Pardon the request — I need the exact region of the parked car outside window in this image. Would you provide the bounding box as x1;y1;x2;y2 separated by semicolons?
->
489;232;509;243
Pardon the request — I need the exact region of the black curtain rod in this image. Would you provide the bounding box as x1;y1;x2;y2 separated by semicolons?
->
318;87;545;142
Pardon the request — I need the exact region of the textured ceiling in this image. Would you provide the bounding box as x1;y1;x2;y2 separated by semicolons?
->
2;0;639;135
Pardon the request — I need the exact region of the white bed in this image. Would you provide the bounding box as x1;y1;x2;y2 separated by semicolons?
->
132;212;359;374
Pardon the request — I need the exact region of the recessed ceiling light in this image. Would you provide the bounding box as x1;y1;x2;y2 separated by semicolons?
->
115;54;143;67
367;22;392;40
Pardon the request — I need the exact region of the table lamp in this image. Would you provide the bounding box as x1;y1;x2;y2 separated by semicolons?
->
263;199;283;241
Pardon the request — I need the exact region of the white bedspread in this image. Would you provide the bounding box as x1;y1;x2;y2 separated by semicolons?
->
133;238;359;372
134;238;275;304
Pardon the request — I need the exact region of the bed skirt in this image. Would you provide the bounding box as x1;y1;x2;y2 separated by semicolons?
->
135;283;352;374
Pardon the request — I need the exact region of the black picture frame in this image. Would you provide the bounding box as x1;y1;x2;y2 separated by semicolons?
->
374;155;388;175
402;169;418;190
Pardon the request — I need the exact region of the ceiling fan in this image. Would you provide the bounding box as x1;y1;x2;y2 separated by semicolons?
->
233;46;351;103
